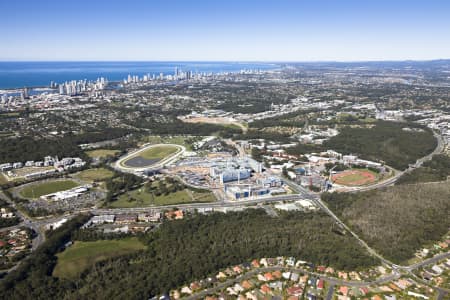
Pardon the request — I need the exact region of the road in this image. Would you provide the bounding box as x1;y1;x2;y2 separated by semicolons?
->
184;252;450;299
325;284;335;300
283;178;395;266
1;130;447;291
0;191;46;249
293;131;447;266
183;266;397;300
90;194;304;214
345;130;445;193
401;252;450;272
114;143;185;173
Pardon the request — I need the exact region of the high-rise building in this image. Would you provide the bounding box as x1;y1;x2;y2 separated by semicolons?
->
58;83;65;95
23;87;29;99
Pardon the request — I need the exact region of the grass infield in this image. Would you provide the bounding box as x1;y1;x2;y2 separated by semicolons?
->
332;169;378;186
20;180;79;199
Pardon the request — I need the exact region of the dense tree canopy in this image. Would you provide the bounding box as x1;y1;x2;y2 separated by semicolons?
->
323;121;437;170
396;154;450;184
322;182;450;263
1;210;377;300
0;128;132;164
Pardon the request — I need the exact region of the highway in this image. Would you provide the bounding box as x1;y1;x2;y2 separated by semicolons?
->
349;130;445;193
283;178;396;266
90;194;305;214
1;130;447;294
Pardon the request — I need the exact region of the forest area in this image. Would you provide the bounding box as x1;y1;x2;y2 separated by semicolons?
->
322;182;450;263
396;154;450;184
1;210;377;300
323;121;437;170
0;127;132;164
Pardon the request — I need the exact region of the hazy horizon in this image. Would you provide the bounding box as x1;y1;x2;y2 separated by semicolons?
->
1;59;450;63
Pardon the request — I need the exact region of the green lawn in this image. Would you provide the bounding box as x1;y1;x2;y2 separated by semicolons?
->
139;145;179;160
53;238;146;279
121;145;180;167
111;188;215;208
140;136;196;150
74;168;115;182
20;180;79;199
85;149;120;158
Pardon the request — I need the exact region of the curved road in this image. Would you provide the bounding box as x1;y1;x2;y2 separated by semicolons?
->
114;143;185;173
2;131;447;290
184;252;450;300
350;130;445;193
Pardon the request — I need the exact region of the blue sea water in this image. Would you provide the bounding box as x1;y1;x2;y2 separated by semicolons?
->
0;61;278;89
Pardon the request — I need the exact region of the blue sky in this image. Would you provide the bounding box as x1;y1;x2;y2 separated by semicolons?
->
1;0;449;61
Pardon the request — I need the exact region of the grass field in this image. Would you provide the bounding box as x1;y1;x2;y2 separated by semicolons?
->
121;145;180;168
9;166;54;177
139;145;179;160
20;179;79;199
85;149;120;158
182;116;247;133
332;169;378;186
74;168;115;182
140;136;197;150
111;188;215;208
53;237;146;279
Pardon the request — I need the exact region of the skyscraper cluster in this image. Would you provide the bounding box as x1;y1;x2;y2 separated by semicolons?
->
123;67;216;84
57;77;107;96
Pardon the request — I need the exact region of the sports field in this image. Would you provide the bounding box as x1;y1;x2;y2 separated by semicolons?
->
53;238;146;279
85;149;120;158
139;145;178;160
19;179;79;199
332;169;378;186
111;188;215;208
141;136;194;150
122;145;179;168
74;168;114;182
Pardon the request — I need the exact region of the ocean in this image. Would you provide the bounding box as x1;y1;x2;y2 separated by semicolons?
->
0;61;278;90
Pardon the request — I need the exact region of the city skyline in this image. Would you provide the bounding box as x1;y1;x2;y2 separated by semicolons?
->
1;0;450;61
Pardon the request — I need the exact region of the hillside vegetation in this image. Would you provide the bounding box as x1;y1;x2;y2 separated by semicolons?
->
67;210;376;299
0;128;132;164
1;210;377;300
53;238;146;279
322;182;450;263
323;121;437;170
396;154;450;184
